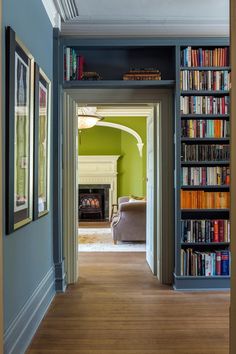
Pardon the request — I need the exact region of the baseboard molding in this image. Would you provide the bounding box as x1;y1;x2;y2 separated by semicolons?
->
4;267;55;354
55;260;67;292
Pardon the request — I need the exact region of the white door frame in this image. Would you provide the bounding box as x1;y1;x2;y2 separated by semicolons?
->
63;88;174;285
62;93;79;283
0;0;3;349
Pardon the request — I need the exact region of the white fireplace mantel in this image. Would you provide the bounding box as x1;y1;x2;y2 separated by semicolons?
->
78;155;120;216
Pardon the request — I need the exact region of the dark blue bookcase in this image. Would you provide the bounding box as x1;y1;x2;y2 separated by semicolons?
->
56;34;230;289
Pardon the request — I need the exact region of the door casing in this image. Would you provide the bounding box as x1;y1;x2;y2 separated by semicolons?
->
62;88;174;285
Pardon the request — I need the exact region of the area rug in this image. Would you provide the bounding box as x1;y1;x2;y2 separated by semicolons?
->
78;228;146;252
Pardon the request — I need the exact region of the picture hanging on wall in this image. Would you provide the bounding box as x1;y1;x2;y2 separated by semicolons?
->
6;26;34;234
33;64;51;219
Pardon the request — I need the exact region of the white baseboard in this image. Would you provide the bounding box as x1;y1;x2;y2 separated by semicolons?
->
4;267;55;354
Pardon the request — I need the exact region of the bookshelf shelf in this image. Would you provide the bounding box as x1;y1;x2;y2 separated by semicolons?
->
180;90;230;95
180;66;231;71
181;114;230;119
181;242;230;246
181;137;230;142
181;185;230;190
63;80;175;89
181;161;229;166
181;208;230;212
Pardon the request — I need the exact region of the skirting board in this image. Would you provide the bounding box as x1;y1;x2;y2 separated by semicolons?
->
4;267;55;354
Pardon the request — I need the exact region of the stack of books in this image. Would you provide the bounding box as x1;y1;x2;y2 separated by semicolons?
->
181;166;230;186
181;249;230;276
180;190;230;209
180;70;231;91
181;219;230;243
180;96;230;115
123;68;161;81
64;47;84;81
181;120;230;138
181;144;230;161
181;47;229;67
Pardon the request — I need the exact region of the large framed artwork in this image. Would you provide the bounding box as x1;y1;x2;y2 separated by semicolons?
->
6;27;34;234
33;64;51;219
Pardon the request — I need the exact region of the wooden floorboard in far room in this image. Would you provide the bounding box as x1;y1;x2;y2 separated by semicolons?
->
26;253;229;354
79;221;111;228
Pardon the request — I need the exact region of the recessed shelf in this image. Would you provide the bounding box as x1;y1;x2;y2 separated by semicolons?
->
63;80;175;89
180;66;231;71
181;90;230;95
181;161;230;166
181;185;230;190
181;137;230;143
180;114;230;119
181;209;230;215
181;242;230;247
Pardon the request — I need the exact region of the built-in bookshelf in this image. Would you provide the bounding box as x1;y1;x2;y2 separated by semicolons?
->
57;35;230;290
175;45;231;289
61;45;175;84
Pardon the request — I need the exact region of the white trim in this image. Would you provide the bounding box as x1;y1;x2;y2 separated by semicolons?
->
4;267;55;354
96;121;144;157
41;0;61;29
61;17;229;37
63;94;78;284
96;106;154;117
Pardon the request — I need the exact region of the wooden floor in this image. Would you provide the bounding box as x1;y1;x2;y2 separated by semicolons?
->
79;221;111;228
27;253;230;354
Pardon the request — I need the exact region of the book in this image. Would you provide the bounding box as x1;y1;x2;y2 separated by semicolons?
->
181;190;230;209
181;249;230;276
181;47;229;67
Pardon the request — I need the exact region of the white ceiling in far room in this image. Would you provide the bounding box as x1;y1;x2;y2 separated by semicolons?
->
57;0;229;37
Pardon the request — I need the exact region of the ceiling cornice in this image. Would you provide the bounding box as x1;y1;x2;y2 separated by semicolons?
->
61;17;229;37
41;0;61;29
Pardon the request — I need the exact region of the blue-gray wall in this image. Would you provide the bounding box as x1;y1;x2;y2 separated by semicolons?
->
2;0;54;333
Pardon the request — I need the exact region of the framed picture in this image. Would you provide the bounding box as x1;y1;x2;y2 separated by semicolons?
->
6;27;34;234
33;64;51;219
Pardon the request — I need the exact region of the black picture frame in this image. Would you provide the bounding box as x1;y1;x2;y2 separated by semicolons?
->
6;27;34;234
33;63;51;220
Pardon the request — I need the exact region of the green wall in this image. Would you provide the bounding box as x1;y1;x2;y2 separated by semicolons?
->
78;117;146;198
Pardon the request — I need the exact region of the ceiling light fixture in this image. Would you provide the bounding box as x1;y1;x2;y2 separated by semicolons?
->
77;107;103;129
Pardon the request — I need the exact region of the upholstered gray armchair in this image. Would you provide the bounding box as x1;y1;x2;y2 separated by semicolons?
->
111;196;146;243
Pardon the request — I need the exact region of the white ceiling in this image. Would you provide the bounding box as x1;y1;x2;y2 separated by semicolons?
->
43;0;230;37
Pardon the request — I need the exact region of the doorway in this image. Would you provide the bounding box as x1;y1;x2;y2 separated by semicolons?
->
62;88;174;286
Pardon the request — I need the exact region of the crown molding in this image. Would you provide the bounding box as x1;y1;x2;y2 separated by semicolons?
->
41;0;61;29
61;17;229;37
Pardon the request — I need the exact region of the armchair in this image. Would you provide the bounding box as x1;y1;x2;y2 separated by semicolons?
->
111;197;146;243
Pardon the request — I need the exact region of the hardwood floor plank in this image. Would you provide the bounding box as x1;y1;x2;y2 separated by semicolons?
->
26;252;229;354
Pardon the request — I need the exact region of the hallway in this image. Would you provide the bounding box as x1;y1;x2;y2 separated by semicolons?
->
27;253;229;354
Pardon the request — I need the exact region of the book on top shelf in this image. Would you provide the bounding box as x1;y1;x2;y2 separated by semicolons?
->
181;47;229;67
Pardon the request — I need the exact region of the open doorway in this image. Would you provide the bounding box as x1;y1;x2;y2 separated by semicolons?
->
62;88;174;285
77;105;155;270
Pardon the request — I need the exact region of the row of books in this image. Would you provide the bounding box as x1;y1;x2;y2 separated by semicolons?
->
181;47;229;68
181;119;229;139
181;249;230;276
180;96;230;115
181;219;230;243
180;70;230;91
181;190;229;209
64;48;84;81
181;144;230;162
181;166;230;186
123;69;161;81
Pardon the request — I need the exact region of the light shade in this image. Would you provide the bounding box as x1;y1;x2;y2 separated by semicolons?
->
78;114;103;129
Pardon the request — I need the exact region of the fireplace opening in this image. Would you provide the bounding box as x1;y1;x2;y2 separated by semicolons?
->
78;184;110;221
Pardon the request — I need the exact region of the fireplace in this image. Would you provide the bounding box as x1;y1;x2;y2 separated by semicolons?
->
78;184;110;221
